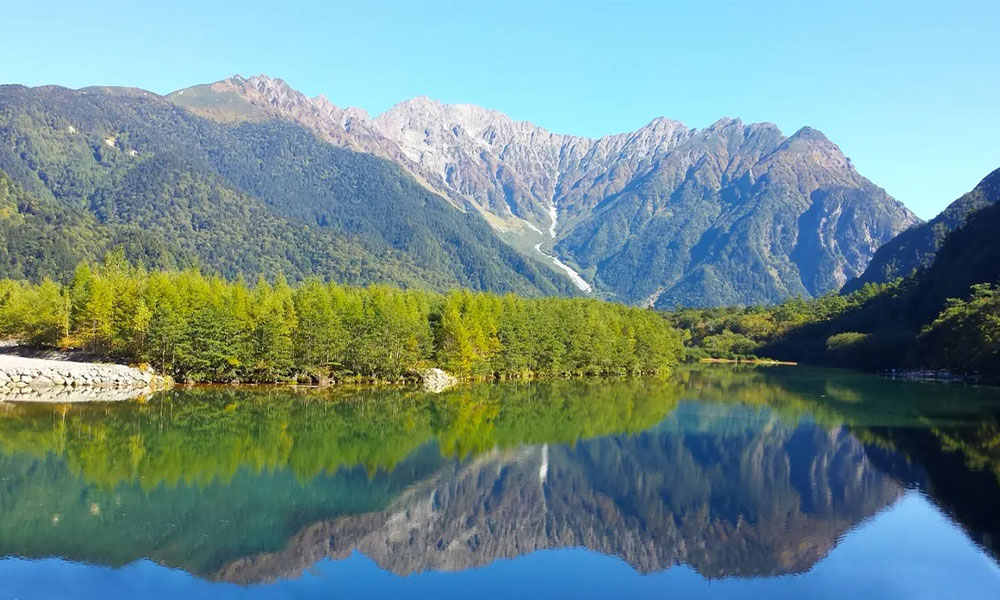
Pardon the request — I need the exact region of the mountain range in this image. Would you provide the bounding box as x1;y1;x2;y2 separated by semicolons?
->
169;75;919;306
1;75;920;306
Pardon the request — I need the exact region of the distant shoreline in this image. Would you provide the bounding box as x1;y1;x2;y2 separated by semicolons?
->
699;358;798;366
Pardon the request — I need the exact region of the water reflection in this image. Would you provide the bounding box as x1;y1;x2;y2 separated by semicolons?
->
0;367;998;590
217;405;899;583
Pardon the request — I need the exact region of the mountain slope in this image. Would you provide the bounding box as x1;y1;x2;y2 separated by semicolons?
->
0;84;575;295
555;124;915;306
843;167;1000;293
762;164;1000;374
376;103;917;306
1;171;107;279
173;75;919;306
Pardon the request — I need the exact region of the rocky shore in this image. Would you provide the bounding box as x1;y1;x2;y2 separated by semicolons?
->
419;368;458;392
0;353;169;402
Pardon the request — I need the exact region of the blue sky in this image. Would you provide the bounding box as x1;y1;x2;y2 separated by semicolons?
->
2;0;998;219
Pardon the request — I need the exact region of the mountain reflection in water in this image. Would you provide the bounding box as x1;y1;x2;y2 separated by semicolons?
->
0;366;999;596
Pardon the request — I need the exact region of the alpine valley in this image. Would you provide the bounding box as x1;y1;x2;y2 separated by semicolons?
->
1;75;919;307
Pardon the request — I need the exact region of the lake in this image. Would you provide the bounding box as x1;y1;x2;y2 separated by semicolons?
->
1;366;999;599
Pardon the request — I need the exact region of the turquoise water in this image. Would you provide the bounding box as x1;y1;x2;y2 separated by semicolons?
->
0;367;998;598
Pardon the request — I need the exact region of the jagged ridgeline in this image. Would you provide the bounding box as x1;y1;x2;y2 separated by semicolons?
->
0;84;576;296
0;77;919;307
169;75;919;307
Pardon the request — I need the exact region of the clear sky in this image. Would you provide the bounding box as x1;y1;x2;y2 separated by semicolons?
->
2;0;998;219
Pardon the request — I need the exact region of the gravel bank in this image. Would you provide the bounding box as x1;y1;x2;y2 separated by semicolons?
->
0;353;169;402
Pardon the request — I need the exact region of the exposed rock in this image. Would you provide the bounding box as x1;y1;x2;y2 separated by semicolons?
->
0;353;170;402
419;368;458;393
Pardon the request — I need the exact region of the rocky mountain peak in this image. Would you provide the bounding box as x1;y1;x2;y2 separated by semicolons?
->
646;115;688;129
705;116;743;131
611;117;690;148
309;93;370;124
780;126;846;159
222;74;310;111
376;95;561;143
242;73;290;91
763;125;857;184
789;125;831;143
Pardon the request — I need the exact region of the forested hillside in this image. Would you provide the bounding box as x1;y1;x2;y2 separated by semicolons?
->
0;171;112;279
844;167;1000;292
554;125;917;308
0;166;436;286
666;169;1000;380
0;84;575;296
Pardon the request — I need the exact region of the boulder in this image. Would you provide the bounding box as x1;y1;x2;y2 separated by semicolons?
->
419;368;458;393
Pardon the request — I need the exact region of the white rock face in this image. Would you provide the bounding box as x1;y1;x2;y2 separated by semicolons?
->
366;98;703;291
370;97;692;234
534;242;592;293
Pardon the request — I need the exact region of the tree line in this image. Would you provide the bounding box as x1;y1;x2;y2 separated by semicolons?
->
0;252;683;383
664;282;892;361
668;275;1000;381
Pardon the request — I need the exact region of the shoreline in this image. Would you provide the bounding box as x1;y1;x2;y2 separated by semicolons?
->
0;352;172;402
698;358;798;366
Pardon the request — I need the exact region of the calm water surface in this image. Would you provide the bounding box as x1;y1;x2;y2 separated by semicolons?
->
1;366;999;599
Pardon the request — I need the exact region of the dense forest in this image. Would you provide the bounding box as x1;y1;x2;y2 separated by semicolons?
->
2;230;995;383
668;278;999;380
0;253;682;383
666;283;891;362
